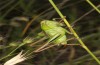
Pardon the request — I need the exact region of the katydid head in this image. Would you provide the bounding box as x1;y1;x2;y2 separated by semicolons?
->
41;20;60;30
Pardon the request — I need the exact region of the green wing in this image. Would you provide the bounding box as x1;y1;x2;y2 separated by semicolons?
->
44;27;67;45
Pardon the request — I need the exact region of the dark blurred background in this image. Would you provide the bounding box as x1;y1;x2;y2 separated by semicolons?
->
0;0;100;65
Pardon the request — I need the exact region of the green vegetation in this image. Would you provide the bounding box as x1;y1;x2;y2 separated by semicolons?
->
0;0;100;65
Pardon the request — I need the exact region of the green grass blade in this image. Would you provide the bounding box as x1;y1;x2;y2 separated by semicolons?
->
86;0;100;14
49;0;100;64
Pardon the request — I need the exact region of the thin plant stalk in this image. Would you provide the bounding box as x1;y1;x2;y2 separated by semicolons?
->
2;1;19;19
71;4;100;26
0;0;14;11
86;0;100;14
49;0;100;64
0;37;33;61
0;42;25;61
34;34;60;52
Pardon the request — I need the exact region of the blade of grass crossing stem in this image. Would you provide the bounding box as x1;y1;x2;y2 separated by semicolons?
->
49;0;100;64
86;0;100;14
